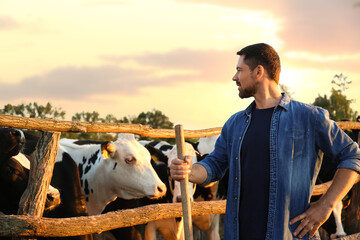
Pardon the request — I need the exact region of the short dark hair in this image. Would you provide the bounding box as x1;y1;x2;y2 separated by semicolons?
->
237;43;281;83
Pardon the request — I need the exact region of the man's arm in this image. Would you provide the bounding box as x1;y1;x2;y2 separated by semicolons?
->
290;168;359;238
169;156;208;185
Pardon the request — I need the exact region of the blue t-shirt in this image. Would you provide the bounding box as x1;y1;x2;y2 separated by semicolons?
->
239;107;274;239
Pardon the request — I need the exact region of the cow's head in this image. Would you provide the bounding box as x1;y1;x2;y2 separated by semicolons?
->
0;127;25;159
0;128;61;214
107;134;166;200
66;134;167;207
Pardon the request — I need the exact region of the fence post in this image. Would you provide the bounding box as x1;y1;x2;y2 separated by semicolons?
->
16;131;61;239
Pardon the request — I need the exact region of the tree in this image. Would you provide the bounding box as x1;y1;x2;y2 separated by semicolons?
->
72;111;101;122
68;109;174;141
69;111;116;141
313;88;357;121
0;102;66;119
126;109;174;142
331;73;352;93
132;109;174;129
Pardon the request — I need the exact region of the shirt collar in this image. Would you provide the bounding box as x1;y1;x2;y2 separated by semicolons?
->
244;92;290;116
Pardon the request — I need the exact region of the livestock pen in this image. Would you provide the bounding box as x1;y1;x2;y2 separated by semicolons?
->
0;113;360;240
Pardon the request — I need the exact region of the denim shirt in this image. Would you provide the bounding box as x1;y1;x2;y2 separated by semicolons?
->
197;93;360;240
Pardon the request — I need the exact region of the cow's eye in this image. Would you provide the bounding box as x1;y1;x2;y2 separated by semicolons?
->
125;157;136;164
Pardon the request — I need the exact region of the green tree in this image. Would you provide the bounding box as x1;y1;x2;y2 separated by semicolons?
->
126;109;174;143
68;109;174;141
69;111;116;141
313;88;357;121
132;109;174;129
101;114;122;123
0;102;66;119
72;111;101;122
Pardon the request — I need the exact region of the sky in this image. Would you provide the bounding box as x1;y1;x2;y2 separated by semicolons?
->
1;0;360;130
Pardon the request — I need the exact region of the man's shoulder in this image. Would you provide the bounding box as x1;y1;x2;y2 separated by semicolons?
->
288;99;327;115
227;110;246;122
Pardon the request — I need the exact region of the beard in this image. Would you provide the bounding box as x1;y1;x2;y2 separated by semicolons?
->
238;83;257;99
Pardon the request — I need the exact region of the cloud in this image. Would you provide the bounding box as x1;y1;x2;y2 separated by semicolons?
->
282;51;360;74
0;16;20;30
102;48;234;72
0;49;235;101
278;1;360;53
172;0;360;54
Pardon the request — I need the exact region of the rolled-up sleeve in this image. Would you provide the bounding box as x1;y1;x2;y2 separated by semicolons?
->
316;108;360;173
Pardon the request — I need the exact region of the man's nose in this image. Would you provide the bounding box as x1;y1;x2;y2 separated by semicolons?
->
232;73;238;81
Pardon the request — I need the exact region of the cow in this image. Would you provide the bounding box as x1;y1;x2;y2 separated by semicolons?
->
140;141;200;240
0;128;61;215
58;133;167;215
98;159;171;240
187;135;221;240
0;127;92;240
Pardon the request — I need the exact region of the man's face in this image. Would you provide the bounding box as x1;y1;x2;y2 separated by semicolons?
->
232;55;258;99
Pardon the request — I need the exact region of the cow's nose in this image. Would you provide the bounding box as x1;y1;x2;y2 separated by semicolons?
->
158;184;165;193
157;183;167;196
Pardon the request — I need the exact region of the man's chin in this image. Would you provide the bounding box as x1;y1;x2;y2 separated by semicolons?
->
238;92;252;99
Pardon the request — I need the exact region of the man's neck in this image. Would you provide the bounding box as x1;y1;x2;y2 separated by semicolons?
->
253;85;282;109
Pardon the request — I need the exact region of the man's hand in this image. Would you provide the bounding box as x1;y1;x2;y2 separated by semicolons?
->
169;155;192;181
290;199;333;238
290;169;359;238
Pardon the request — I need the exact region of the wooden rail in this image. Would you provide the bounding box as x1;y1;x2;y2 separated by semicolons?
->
0;201;226;237
0;114;222;138
2;114;360;137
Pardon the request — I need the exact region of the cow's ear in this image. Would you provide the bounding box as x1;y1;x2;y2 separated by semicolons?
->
101;142;116;159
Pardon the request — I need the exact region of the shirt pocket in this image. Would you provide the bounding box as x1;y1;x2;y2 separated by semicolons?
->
286;128;308;160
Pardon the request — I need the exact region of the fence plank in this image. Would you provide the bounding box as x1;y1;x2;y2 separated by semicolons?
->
337;232;360;240
17;131;60;216
2;114;360;137
15;132;60;240
0;201;226;237
0;114;221;138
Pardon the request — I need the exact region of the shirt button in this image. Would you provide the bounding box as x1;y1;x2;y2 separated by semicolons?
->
239;136;242;140
234;217;238;221
234;196;238;200
235;176;238;180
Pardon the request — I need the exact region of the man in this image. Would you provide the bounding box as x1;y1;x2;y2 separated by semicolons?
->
169;43;360;239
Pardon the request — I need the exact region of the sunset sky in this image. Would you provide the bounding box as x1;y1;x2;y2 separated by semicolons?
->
1;0;360;130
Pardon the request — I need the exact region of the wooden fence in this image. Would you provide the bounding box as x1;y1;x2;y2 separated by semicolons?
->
0;113;360;238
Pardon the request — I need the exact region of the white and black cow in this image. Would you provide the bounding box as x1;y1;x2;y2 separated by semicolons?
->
60;138;171;240
140;141;200;240
186;135;221;240
99;158;171;240
58;133;167;215
0;128;92;240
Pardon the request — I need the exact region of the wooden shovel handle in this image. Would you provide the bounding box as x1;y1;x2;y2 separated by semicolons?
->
175;124;193;240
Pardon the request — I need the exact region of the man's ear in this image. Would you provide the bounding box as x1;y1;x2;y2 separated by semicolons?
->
256;65;265;78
